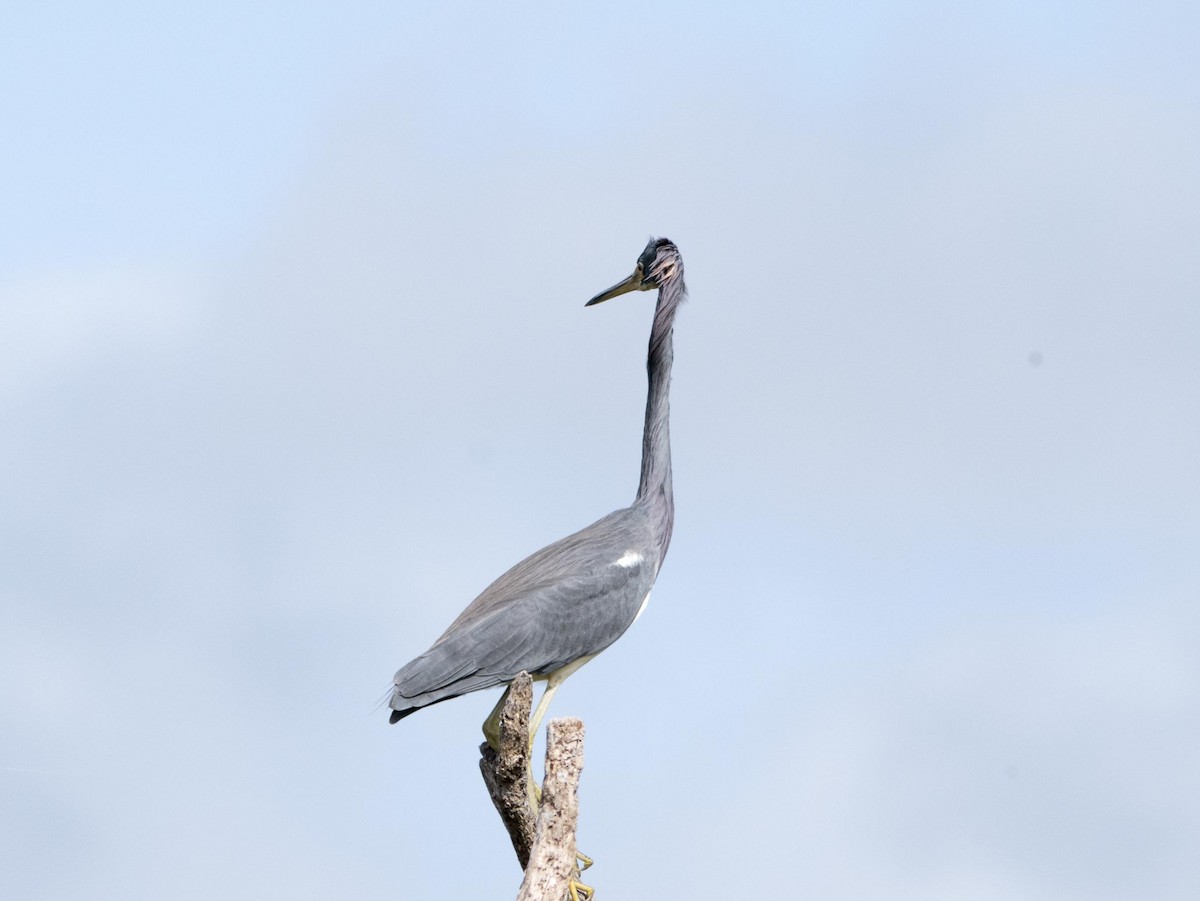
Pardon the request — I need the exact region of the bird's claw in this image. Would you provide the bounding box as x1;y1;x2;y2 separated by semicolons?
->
569;877;594;901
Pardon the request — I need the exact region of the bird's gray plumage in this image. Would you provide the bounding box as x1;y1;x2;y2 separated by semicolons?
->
389;237;686;725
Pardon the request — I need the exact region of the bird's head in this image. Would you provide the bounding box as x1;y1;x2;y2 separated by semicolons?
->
586;237;683;306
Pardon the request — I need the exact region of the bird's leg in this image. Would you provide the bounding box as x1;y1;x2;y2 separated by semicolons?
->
523;678;565;810
527;679;563;753
482;684;513;751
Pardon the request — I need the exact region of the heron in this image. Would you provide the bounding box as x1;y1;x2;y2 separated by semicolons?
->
388;237;686;756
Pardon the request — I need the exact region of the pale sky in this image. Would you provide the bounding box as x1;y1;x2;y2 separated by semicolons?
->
3;3;1199;898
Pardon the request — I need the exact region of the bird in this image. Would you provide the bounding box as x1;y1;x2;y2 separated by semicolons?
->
388;237;686;750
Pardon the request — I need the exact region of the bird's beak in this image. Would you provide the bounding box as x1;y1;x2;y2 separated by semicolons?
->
585;270;643;306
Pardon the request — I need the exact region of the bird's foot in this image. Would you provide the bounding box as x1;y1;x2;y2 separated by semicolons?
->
568;877;594;901
567;850;594;899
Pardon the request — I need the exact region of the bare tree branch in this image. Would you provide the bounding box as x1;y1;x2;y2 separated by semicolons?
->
516;718;586;901
479;672;536;869
479;674;590;900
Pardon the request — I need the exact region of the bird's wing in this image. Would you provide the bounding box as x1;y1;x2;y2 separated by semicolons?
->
436;507;651;638
391;507;657;710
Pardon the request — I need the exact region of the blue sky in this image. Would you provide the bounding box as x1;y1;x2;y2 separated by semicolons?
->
3;3;1199;898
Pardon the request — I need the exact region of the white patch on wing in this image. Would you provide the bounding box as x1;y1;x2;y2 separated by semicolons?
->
633;590;653;624
615;550;644;568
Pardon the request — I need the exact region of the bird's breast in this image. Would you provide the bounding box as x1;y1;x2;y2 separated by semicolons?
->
632;590;653;624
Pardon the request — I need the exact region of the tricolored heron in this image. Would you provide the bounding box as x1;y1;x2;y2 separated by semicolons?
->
388;237;686;750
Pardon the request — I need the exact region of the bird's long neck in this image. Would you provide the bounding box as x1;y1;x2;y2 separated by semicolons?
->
635;275;684;556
